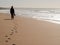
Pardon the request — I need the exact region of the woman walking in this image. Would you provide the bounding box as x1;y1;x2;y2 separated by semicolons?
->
10;6;15;20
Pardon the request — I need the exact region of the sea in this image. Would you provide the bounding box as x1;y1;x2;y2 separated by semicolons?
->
0;8;60;24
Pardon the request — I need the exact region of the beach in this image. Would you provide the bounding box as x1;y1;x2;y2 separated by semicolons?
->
0;13;60;45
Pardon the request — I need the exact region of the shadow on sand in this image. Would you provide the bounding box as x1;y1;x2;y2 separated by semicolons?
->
4;19;11;20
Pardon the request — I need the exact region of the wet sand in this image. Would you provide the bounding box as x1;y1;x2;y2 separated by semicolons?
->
0;13;60;45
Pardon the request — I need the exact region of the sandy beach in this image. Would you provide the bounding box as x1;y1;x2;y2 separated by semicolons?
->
0;13;60;45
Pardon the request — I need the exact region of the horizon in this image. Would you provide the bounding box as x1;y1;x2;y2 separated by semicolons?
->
0;0;60;8
0;6;60;9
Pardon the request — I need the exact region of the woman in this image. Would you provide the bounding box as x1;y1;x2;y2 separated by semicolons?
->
10;6;15;20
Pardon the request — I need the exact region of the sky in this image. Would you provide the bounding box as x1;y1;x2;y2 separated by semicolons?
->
0;0;60;8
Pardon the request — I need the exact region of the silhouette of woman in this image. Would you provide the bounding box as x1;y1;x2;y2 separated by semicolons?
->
10;6;15;20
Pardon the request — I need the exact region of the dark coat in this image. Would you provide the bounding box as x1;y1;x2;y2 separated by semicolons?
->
10;7;15;15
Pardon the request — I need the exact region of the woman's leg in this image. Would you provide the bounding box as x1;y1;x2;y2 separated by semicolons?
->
11;14;14;20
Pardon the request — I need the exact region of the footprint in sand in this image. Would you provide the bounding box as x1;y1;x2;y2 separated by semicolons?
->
12;44;16;45
15;30;18;33
8;37;11;40
10;33;13;35
5;35;8;37
13;27;17;30
5;40;8;43
11;29;14;31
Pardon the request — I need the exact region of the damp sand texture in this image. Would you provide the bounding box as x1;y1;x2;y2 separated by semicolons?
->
0;13;60;45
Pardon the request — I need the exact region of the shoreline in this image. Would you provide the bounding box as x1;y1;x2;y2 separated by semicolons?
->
1;13;60;24
0;8;60;24
16;13;60;24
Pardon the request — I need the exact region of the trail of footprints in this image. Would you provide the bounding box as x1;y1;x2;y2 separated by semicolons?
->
4;20;18;45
